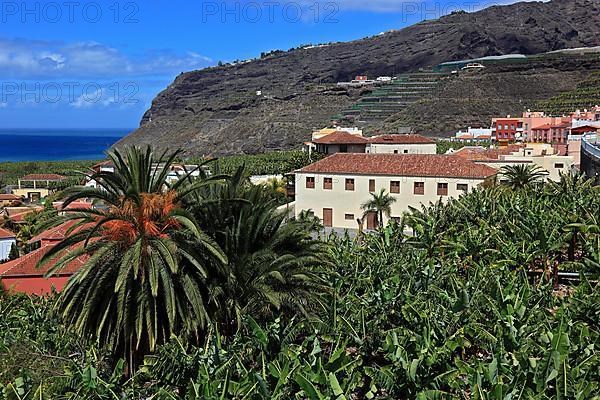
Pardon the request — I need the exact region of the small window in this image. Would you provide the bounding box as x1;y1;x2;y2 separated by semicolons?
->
339;144;348;153
414;182;425;195
369;179;375;192
345;213;354;220
457;183;468;192
437;182;448;196
554;163;564;169
345;178;355;191
393;150;399;154
403;149;409;154
306;177;315;189
323;177;333;190
390;181;400;194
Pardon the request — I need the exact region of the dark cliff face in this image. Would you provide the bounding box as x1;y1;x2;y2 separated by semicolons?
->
116;0;600;156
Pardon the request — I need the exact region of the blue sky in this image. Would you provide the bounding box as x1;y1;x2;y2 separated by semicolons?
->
0;0;520;129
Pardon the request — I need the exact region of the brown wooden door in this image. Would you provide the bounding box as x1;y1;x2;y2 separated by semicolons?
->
323;208;333;227
366;211;377;230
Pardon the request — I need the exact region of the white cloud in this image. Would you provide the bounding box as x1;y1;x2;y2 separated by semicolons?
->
0;37;213;80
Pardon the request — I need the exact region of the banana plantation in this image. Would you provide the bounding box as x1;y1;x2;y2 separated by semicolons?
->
0;148;599;399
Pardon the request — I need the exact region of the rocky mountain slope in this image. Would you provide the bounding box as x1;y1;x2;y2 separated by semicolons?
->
116;0;600;156
380;54;600;136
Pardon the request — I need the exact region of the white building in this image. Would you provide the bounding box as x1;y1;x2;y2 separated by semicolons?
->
454;127;493;142
85;161;206;188
294;153;496;230
366;134;437;154
0;228;16;261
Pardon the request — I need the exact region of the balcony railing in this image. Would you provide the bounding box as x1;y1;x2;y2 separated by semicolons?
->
582;134;600;160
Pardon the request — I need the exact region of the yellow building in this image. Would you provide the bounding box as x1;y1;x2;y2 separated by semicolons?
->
13;174;67;202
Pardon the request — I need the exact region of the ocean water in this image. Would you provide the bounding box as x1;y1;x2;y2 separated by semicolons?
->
0;129;130;162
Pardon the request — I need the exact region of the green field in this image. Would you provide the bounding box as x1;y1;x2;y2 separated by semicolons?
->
0;160;98;186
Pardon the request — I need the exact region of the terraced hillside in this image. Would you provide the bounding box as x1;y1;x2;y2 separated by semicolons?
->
338;72;449;129
379;54;600;136
537;72;600;115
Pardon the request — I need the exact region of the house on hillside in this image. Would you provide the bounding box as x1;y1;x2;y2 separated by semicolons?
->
0;227;16;261
13;174;67;202
294;153;496;230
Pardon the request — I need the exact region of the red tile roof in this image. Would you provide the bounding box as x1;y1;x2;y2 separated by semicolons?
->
20;174;67;181
0;227;15;239
8;212;30;223
28;220;86;245
368;134;435;144
454;145;524;161
0;244;87;277
0;194;21;201
3;207;41;223
52;201;93;211
297;153;497;179
313;131;368;144
533;123;570;130
571;125;600;133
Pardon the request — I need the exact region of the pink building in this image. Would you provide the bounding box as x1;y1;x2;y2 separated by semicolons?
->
531;122;571;144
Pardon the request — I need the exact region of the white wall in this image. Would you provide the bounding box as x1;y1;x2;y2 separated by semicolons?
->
479;155;574;182
295;173;487;229
367;143;437;155
0;237;16;261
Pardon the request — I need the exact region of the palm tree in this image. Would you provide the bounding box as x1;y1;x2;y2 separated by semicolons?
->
500;164;547;190
361;189;397;229
187;167;329;334
262;177;288;204
41;146;226;369
296;209;323;232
